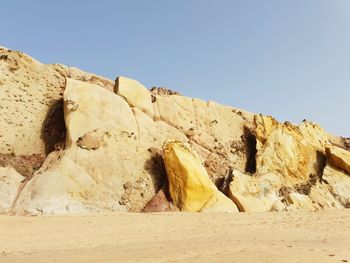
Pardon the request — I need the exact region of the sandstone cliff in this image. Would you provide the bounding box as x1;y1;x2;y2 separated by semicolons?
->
0;46;349;214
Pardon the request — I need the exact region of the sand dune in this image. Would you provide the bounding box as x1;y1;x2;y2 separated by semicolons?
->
1;210;350;262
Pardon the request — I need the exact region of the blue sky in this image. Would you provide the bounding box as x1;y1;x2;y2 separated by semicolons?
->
2;1;350;136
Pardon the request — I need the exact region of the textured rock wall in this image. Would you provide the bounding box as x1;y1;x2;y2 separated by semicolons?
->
0;47;65;156
0;47;349;214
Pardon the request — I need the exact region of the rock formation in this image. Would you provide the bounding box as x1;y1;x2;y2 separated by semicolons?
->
0;46;349;214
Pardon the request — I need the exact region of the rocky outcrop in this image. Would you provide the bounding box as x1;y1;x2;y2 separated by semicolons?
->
0;47;349;214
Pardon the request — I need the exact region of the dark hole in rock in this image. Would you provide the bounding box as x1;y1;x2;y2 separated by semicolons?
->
316;151;327;179
41;99;66;154
243;126;257;174
144;147;167;192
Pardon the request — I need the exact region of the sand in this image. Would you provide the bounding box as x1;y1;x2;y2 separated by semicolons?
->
0;210;349;263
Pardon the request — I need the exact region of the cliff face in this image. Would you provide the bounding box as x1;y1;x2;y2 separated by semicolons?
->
0;46;349;214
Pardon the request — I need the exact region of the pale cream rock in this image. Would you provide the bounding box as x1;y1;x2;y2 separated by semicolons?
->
0;167;24;212
228;170;280;212
288;192;315;211
323;165;350;208
115;76;154;118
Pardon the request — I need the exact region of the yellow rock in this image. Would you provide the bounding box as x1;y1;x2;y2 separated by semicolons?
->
326;146;350;174
254;115;279;146
162;140;238;212
255;117;330;185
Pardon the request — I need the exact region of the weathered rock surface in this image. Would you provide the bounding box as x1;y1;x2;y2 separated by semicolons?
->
163;140;238;212
254;115;329;185
48;63;114;91
0;47;65;156
0;47;349;214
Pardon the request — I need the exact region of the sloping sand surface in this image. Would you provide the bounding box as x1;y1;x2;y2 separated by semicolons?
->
0;210;349;262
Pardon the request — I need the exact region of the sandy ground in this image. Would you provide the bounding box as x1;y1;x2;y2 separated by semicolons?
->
0;210;350;263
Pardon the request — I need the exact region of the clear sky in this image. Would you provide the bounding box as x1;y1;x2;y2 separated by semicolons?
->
2;1;350;136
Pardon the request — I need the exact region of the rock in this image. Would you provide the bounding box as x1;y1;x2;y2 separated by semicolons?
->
228;170;280;212
326;146;350;174
115;76;154;118
163;140;238;212
0;167;25;213
308;182;342;209
323;165;350;208
287;192;315;211
228;192;266;212
142;188;176;212
76;130;105;150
